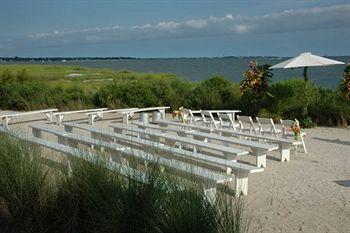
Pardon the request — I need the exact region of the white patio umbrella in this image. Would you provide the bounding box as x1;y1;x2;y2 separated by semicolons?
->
270;52;345;81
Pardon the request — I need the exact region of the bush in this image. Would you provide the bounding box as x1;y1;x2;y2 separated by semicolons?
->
309;88;350;127
189;76;241;110
94;76;193;110
264;79;318;120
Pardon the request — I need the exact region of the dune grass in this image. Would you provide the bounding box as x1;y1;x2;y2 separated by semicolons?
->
0;133;249;233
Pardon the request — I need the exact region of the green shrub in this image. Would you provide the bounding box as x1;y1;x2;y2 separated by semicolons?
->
189;76;241;110
309;88;350;127
264;78;318;120
94;76;193;110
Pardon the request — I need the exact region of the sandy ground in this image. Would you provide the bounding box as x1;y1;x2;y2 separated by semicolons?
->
1;110;349;233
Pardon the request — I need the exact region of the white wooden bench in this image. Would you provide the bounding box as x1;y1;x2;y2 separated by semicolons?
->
133;121;278;167
120;106;170;124
154;120;298;162
86;108;138;125
63;122;262;196
52;108;108;125
0;125;149;184
109;123;249;160
0;109;58;127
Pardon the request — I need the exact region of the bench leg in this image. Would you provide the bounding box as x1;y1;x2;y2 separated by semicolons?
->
280;144;291;162
56;115;64;125
123;114;129;124
89;115;95;125
4;117;11;127
32;128;42;138
45;112;53;122
223;152;237;162
159;109;166;119
235;172;249;196
256;155;267;168
58;135;69;146
252;148;267;168
204;187;217;204
64;125;73;133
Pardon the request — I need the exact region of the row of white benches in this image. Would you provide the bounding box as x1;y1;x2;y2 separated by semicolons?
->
0;106;170;127
22;122;263;198
0;112;301;198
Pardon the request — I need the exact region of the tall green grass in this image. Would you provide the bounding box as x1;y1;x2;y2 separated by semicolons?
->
0;133;249;233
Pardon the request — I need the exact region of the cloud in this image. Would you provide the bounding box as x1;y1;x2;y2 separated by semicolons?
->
4;4;350;50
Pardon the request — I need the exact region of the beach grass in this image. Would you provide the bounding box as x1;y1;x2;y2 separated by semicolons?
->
0;133;249;233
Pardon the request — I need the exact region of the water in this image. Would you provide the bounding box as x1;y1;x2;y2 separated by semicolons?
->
4;56;349;88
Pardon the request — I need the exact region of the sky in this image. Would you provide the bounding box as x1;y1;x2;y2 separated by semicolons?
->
0;0;349;57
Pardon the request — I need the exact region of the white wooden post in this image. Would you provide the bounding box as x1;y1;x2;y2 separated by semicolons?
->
280;143;291;162
122;113;129;124
5;116;12;127
159;109;166;119
252;148;267;168
56;115;64;125
235;172;249;196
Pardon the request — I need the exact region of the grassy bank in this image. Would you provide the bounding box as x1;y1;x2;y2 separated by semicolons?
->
0;133;248;233
0;64;349;127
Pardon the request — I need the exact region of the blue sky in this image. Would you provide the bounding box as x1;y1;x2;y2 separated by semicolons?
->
0;0;349;57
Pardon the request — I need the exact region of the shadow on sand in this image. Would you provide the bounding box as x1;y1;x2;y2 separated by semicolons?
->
313;137;350;146
334;180;350;187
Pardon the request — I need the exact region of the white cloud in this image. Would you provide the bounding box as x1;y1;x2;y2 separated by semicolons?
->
10;4;350;48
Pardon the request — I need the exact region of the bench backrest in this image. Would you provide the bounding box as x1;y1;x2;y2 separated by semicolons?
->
109;123;249;157
1;109;58;118
53;108;107;116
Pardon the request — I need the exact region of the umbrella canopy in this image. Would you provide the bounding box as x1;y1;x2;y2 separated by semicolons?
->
270;52;345;81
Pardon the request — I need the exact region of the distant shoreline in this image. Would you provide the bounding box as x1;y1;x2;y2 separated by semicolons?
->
1;55;349;62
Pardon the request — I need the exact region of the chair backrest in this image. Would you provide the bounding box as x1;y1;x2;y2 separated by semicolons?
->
200;111;212;121
280;119;298;137
218;113;235;130
237;115;256;133
280;119;296;128
180;108;201;123
256;117;278;136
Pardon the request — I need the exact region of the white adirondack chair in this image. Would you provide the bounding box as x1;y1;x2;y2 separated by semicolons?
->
218;113;238;131
237;115;258;134
201;111;220;128
180;108;202;124
280;119;307;154
256;117;281;138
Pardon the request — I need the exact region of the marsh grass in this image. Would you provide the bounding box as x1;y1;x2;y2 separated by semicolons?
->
0;133;53;233
0;133;249;233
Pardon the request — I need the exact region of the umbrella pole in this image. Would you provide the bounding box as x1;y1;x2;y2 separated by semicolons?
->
303;66;309;116
303;67;308;82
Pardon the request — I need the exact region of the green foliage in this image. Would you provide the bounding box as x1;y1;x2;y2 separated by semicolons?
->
0;134;249;233
190;76;241;110
240;61;273;97
0;64;350;126
339;63;350;100
264;78;318;119
309;88;350;127
94;76;193;110
0;133;52;233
